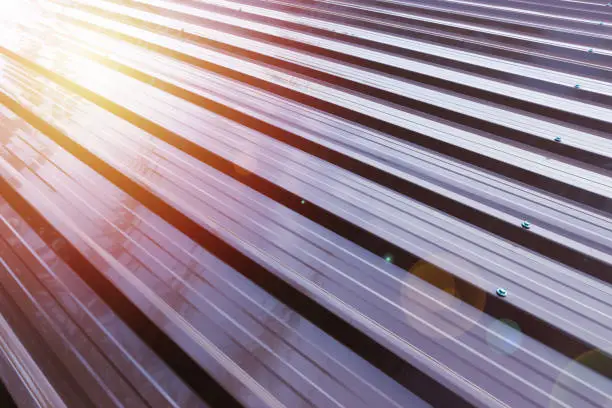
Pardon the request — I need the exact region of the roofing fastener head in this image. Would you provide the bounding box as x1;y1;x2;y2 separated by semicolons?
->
301;199;306;204
496;288;508;297
521;221;531;229
588;48;594;53
554;136;562;142
574;84;581;89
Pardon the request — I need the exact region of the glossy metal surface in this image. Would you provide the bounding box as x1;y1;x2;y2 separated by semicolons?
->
0;0;611;407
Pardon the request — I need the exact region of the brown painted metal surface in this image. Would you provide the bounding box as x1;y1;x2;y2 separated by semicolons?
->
0;0;611;406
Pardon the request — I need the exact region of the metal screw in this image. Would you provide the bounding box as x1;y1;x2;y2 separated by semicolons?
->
575;84;581;89
554;136;562;142
588;48;594;53
496;288;508;297
384;254;393;263
301;200;305;204
521;221;531;229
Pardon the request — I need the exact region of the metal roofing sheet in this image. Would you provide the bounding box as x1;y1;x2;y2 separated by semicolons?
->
0;0;611;407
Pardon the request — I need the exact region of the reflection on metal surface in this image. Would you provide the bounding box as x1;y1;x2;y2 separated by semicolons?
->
1;0;612;407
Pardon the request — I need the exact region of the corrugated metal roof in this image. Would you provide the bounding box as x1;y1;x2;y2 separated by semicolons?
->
0;0;611;406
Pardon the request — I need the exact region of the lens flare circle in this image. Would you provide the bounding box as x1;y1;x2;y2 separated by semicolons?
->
399;258;487;340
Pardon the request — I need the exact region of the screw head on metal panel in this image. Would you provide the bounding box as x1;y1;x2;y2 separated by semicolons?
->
496;288;508;297
574;84;581;89
384;253;393;263
554;136;562;142
588;48;594;53
521;221;531;229
301;200;305;204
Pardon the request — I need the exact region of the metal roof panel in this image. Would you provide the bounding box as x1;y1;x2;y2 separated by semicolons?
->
1;0;611;407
